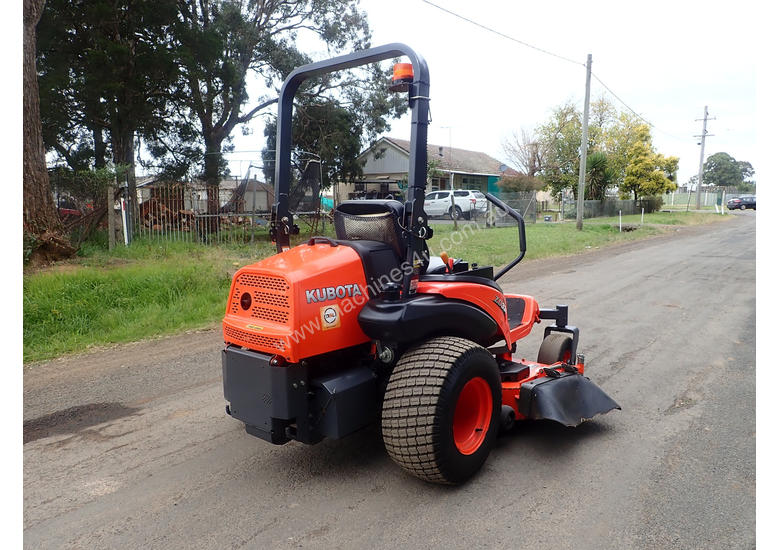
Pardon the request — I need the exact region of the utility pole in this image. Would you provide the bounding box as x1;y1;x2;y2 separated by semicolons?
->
694;106;715;210
576;53;592;231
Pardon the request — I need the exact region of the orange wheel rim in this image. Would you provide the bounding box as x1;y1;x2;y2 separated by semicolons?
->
452;377;492;455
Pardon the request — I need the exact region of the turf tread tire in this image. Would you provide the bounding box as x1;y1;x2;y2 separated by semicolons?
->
381;336;500;484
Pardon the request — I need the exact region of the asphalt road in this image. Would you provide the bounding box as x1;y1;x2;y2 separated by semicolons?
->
23;213;756;549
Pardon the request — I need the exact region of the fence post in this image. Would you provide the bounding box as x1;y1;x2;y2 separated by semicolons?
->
251;181;257;243
450;193;458;229
619;210;622;232
120;197;130;245
641;207;644;226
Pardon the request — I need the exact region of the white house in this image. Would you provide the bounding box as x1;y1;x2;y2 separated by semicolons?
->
334;136;517;202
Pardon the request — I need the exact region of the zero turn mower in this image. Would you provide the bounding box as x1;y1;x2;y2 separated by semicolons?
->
222;43;619;484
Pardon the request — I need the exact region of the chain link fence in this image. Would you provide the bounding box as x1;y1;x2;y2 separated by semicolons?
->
490;191;537;225
663;187;751;208
559;198;651;220
109;182;711;247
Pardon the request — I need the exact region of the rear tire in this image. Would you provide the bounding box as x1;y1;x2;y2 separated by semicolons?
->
537;333;573;364
740;204;746;210
382;336;501;484
449;206;463;220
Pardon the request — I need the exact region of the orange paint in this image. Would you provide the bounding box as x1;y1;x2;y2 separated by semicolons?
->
416;283;541;348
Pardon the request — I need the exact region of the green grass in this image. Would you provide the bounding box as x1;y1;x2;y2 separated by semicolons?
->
23;261;233;362
427;220;664;267
593;210;728;226
23;211;726;362
663;204;717;211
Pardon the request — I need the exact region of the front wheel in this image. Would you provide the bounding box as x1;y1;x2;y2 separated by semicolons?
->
537;333;573;364
740;204;746;210
382;336;501;484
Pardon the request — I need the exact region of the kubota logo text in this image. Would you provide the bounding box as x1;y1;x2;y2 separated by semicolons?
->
305;284;362;304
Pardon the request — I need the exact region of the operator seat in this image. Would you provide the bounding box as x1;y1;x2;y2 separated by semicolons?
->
334;200;406;258
334;200;438;286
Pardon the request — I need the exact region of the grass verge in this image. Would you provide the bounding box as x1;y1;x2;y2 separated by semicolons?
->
23;211;729;362
23;261;232;363
428;220;664;267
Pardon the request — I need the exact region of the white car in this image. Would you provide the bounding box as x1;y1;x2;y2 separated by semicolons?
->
423;189;488;220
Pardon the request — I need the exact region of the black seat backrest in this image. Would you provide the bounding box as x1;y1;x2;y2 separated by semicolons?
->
334;200;406;258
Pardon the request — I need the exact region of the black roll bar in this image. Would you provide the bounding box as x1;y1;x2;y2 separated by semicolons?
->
271;42;432;291
485;193;526;280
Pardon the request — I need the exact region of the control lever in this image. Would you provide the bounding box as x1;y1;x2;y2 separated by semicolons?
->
440;251;454;273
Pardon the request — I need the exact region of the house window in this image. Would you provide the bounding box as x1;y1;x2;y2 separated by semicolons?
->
460;175;486;191
430;177;447;191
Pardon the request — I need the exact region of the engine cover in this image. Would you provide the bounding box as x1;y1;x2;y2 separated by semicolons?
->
223;242;372;362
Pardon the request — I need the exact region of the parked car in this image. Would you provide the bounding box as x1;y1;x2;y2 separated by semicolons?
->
423;189;488;220
727;195;756;210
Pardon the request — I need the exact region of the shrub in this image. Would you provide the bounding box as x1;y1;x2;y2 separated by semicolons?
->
640;195;665;213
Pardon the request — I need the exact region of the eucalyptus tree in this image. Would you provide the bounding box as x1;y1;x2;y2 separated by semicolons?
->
24;0;73;262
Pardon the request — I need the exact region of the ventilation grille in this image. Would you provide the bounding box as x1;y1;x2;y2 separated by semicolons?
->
250;304;288;324
229;273;291;324
224;325;286;352
238;273;290;292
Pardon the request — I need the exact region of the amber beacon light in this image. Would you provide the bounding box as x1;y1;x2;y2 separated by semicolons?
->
389;62;414;92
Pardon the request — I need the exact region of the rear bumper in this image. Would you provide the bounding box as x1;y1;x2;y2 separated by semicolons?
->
222;345;378;444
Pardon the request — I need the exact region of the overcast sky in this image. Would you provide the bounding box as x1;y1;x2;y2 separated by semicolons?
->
231;0;759;186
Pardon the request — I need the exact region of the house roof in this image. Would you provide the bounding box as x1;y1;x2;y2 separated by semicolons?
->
374;136;517;177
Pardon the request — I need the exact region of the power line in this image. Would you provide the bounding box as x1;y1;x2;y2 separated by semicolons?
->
590;72;690;143
421;0;690;144
421;0;583;67
590;73;654;128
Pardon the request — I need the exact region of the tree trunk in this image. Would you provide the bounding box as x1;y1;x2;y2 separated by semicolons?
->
93;126;107;170
23;0;74;264
203;134;223;234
